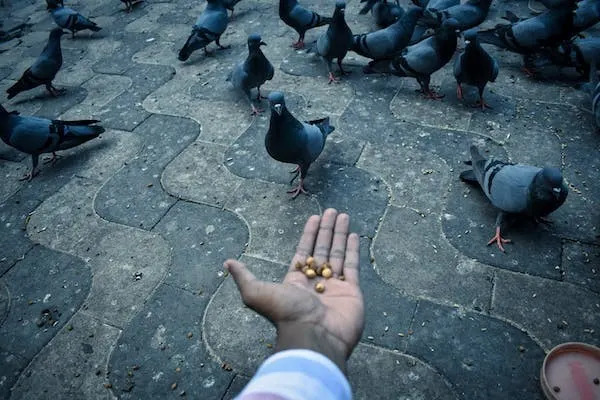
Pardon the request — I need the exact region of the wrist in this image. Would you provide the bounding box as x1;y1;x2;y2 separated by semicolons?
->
275;321;348;374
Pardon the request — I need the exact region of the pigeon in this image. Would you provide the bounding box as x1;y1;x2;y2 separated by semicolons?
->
121;0;144;12
46;0;101;38
365;18;460;99
409;0;458;43
460;145;568;252
535;37;600;76
315;1;354;84
573;0;600;35
227;34;274;115
421;0;493;32
279;0;332;49
352;6;423;62
7;28;65;100
222;0;243;17
477;2;578;73
265;92;334;198
178;0;229;61
453;29;498;109
359;0;405;29
0;104;104;181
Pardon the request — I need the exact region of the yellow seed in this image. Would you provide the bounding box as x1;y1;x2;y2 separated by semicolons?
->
171;383;177;390
322;268;332;279
301;265;309;273
339;275;345;281
306;256;315;267
315;282;325;293
295;261;303;270
305;268;317;278
175;367;181;373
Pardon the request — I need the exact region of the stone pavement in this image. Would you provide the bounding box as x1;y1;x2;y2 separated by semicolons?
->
0;0;599;398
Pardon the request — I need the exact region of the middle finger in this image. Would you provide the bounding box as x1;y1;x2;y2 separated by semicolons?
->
312;208;338;267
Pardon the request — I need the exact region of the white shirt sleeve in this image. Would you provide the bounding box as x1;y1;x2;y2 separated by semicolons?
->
235;349;352;400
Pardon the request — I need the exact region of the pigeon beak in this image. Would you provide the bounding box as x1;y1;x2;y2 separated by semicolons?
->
273;104;282;115
260;41;267;46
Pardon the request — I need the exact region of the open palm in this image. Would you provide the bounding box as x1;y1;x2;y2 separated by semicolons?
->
224;209;364;371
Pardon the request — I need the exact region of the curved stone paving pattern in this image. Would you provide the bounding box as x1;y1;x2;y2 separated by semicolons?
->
0;0;598;399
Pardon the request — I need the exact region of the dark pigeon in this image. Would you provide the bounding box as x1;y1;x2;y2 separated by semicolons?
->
359;0;405;29
421;0;492;32
352;6;423;62
365;18;460;99
46;0;101;38
573;0;600;34
460;145;568;252
453;29;498;109
409;0;458;44
0;104;104;181
265;92;334;198
227;34;274;115
7;28;65;100
279;0;332;49
178;0;229;61
315;1;354;84
535;37;600;76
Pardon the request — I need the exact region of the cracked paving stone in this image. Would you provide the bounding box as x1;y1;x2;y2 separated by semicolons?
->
562;241;600;293
492;269;600;349
407;300;546;400
0;280;8;326
154;201;248;293
222;374;250;400
0;245;91;361
10;312;121;400
95;114;200;229
108;283;234;399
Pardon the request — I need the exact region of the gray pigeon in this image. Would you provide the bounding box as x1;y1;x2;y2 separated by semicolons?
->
365;18;460;99
222;0;243;17
0;104;104;181
265;92;334;198
7;28;65;100
460;145;568;252
573;0;600;34
279;0;332;49
178;0;229;61
409;0;458;44
453;30;498;109
315;1;354;84
227;34;274;115
422;0;493;32
352;6;423;62
46;0;101;38
359;0;405;29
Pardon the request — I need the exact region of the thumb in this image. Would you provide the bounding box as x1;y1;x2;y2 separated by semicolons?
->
224;259;276;319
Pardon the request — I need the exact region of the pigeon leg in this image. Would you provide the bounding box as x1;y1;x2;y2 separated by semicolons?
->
215;37;230;50
20;155;40;181
46;84;65;97
487;226;512;252
289;165;300;174
473;98;492;110
424;88;445;100
43;152;61;164
289;167;300;184
250;103;263;116
287;178;309;199
326;60;339;84
418;76;444;99
291;34;305;49
256;86;268;100
337;59;351;76
71;30;76;39
456;83;463;100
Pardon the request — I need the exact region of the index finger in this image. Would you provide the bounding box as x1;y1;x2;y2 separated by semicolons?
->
289;214;321;272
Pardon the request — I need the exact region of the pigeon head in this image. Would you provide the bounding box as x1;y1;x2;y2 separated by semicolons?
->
438;18;461;38
247;34;267;50
463;29;477;46
541;168;567;200
334;1;346;16
268;92;286;116
530;167;568;215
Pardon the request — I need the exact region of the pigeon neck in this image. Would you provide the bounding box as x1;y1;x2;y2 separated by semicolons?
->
279;0;296;14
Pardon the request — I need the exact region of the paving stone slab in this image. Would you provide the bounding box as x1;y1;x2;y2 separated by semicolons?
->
407;300;546;400
108;283;234;399
0;245;90;361
562;241;600;293
492;269;600;350
154;201;248;294
95;114;200;229
0;349;28;400
10;312;121;400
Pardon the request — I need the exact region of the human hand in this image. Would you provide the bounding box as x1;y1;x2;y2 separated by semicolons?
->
224;208;364;373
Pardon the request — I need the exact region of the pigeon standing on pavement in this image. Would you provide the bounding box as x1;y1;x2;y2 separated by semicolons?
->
352;6;423;62
453;30;498;109
365;18;460;99
265;92;334;198
315;1;354;84
460;145;568;252
535;37;600;77
7;28;65;100
359;0;405;29
279;0;332;49
227;34;274;115
0;104;104;181
421;0;493;32
178;0;229;61
46;0;101;38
